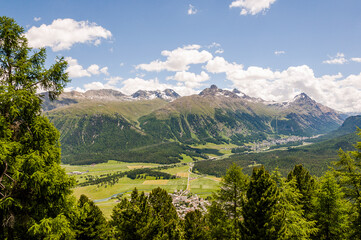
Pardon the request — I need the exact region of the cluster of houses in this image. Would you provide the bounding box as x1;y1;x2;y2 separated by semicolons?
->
67;170;89;175
170;189;209;219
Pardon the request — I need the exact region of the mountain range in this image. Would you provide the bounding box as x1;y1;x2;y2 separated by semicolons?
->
41;85;346;165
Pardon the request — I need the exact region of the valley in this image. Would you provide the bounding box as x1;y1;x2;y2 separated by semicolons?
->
45;85;361;217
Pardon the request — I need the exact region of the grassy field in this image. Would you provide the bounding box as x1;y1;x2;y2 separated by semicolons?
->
64;158;221;218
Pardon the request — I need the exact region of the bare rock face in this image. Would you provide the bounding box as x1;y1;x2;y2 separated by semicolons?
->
131;89;180;101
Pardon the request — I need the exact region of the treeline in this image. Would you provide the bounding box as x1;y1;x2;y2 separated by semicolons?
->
63;142;218;165
29;153;361;239
79;166;179;187
194;132;360;177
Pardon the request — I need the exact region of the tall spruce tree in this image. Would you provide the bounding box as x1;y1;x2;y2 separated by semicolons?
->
70;194;111;240
333;129;361;239
148;187;183;240
287;164;316;218
272;170;317;240
243;166;284;240
111;188;157;240
0;16;74;238
313;171;350;239
211;163;248;239
183;209;209;240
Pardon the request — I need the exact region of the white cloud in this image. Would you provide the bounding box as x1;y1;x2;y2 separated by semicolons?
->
205;56;243;73
105;76;123;85
204;56;361;112
207;42;221;48
274;50;285;55
136;45;213;72
119;62;124;67
323;53;348;64
167;71;209;88
26;18;112;51
65;57;109;78
100;67;109;75
188;4;198;15
230;0;277;15
351;57;361;63
215;49;224;54
34;17;41;22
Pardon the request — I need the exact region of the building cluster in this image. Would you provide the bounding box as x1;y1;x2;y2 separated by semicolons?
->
170;190;209;219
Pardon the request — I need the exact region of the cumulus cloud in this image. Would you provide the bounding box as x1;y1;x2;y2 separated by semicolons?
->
188;4;198;15
274;50;285;55
136;45;213;72
65;57;109;78
33;17;41;22
351;57;361;63
230;0;277;15
167;71;209;88
203;56;361;112
215;49;224;54
26;18;112;51
323;53;348;64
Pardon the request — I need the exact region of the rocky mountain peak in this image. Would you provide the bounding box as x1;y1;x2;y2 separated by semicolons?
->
199;85;239;98
293;92;313;102
131;89;180;101
84;89;126;99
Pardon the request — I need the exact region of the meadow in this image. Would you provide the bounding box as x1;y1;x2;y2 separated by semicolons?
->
62;155;221;218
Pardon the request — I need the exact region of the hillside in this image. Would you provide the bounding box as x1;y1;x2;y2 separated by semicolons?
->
194;128;360;177
43;86;344;165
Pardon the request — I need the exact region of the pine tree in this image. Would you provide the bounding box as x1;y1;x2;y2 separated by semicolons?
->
211;163;248;239
272;170;317;240
70;194;111;240
148;187;183;240
111;188;156;240
0;16;74;238
206;200;233;240
183;209;209;240
313;171;350;239
333;129;361;239
243;166;284;240
287;164;316;218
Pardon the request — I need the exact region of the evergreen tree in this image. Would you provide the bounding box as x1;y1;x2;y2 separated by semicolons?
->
183;209;209;240
287;164;316;218
243;166;284;240
148;187;183;240
333;130;361;239
206;200;233;240
272;170;317;240
70;194;111;240
313;171;350;239
111;188;157;240
0;16;74;238
211;163;248;239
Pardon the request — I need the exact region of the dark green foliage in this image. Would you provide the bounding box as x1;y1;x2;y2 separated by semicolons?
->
69;195;111;240
111;188;157;240
287;164;316;217
333;129;361;239
243;166;285;240
206;201;233;239
148;187;183;239
111;187;182;240
213;163;248;239
0;16;74;239
194;132;360;177
183;210;209;240
313;172;350;240
79;168;176;187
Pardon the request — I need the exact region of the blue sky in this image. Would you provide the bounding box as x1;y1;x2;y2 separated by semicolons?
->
2;0;361;112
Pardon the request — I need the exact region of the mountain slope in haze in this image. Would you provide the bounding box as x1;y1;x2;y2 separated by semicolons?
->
44;86;344;165
194;131;360;177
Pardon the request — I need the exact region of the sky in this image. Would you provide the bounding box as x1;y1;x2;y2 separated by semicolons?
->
2;0;361;113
